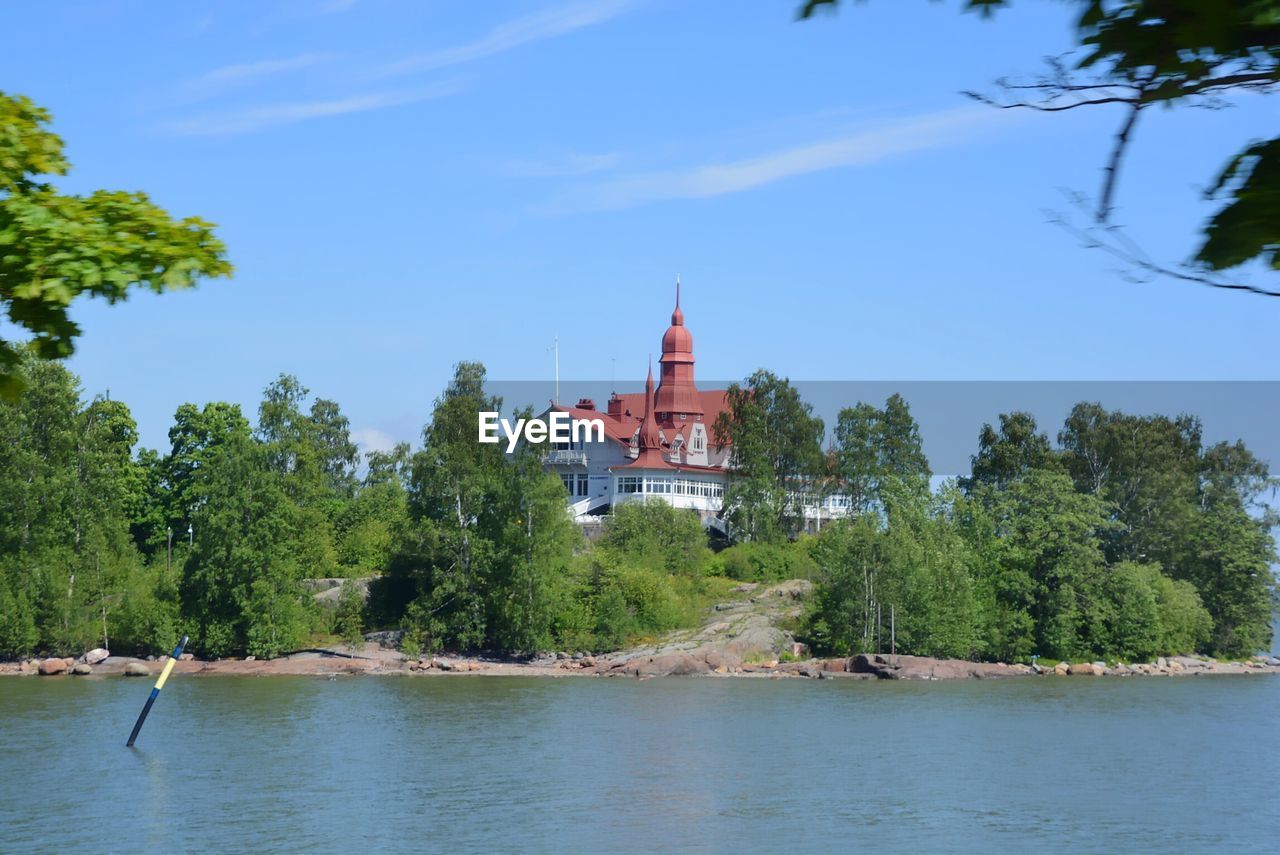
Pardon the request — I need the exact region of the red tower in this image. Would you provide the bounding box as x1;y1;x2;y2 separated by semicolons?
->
653;281;703;421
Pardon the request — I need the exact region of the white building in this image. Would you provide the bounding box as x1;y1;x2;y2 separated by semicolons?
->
544;285;850;533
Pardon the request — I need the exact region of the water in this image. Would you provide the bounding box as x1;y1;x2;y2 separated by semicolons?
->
2;675;1277;853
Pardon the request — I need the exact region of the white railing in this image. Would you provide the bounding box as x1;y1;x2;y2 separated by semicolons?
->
545;449;588;466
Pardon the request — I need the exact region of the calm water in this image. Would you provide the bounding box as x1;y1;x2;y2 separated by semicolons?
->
2;674;1277;853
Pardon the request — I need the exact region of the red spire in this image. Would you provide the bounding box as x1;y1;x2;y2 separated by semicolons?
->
656;279;701;417
638;359;662;449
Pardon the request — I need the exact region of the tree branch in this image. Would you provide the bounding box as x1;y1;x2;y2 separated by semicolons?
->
1099;100;1143;223
1048;202;1280;298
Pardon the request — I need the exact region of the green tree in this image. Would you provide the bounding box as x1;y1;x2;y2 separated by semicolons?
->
598;501;711;575
961;411;1061;494
179;425;308;657
715;369;825;540
396;362;507;652
833;393;931;512
333;579;366;647
0;92;230;395
798;1;1280;297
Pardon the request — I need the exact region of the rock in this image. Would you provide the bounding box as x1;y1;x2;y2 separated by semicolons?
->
581;655;596;668
38;658;68;676
1266;657;1280;667
1156;657;1167;669
124;662;151;677
363;629;406;648
556;651;569;660
245;655;255;662
760;579;813;600
71;663;93;675
819;658;848;673
81;648;110;665
702;648;743;672
180;653;194;661
1168;660;1185;673
618;652;711;677
1054;661;1070;676
851;653;1029;681
1068;662;1101;676
18;659;38;676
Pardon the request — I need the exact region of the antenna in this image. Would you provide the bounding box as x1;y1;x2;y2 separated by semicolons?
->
548;336;559;405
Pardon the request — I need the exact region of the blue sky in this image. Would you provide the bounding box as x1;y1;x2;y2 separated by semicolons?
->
2;0;1276;454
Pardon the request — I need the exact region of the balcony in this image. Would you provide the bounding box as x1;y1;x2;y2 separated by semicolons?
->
544;449;588;466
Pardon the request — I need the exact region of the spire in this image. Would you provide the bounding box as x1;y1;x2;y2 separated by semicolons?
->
671;276;684;326
638;357;661;450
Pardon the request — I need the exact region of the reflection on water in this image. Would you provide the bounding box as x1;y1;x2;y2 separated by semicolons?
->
2;675;1277;852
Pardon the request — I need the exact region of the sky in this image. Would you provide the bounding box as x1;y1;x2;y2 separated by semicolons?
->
2;0;1277;456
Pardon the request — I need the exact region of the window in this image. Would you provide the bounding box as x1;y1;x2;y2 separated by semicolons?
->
560;475;573;494
577;474;589;496
618;476;643;494
645;477;671;494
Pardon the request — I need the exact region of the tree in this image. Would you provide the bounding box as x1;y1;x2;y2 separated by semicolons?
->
833;393;931;512
178;421;308;657
0;92;231;396
715;369;825;540
961;411;1061;493
797;2;1280;297
396;362;509;652
599;501;712;575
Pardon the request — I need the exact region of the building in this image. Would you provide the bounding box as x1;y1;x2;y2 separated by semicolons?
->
544;284;851;532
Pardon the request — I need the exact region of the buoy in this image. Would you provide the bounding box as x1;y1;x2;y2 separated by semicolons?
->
126;635;188;747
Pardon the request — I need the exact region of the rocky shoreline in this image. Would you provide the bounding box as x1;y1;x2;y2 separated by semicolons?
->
3;649;1279;681
5;580;1278;681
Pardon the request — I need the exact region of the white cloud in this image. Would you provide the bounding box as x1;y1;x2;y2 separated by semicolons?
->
374;0;640;77
186;52;340;94
540;106;1011;213
162;85;458;135
503;151;623;178
351;427;398;454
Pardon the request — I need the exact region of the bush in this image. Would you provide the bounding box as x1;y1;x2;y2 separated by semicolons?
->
333;579;365;646
717;540;818;582
599;502;711;575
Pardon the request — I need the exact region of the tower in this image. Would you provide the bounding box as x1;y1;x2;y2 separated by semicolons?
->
653;279;703;421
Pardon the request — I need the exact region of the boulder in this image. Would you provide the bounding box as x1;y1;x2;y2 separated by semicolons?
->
18;659;38;676
1068;662;1100;676
71;663;93;675
615;652;711;677
1266;657;1280;667
819;658;849;673
1054;661;1070;676
179;653;194;661
852;653;1026;681
38;658;68;676
702;648;743;672
124;662;152;677
1168;660;1185;673
81;648;110;665
1156;657;1167;669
